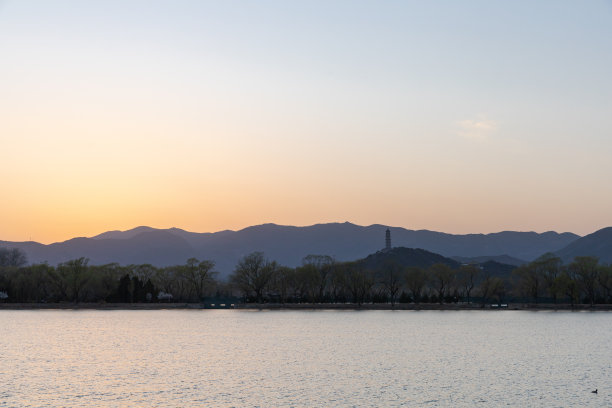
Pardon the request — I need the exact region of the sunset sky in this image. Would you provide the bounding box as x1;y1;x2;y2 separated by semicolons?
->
2;0;612;243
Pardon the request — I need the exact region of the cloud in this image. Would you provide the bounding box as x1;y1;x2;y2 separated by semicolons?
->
457;116;497;141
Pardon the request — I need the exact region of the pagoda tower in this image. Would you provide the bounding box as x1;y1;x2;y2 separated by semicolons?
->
385;228;391;251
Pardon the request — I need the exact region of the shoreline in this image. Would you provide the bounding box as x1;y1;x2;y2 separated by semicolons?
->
1;302;611;311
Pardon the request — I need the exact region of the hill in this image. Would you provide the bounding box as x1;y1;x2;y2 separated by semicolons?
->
555;227;612;264
358;247;460;270
358;248;517;279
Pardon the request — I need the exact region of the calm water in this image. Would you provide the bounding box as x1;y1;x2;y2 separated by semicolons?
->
0;310;610;407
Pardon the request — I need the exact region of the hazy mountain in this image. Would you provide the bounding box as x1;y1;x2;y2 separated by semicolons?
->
2;230;195;267
1;222;580;278
555;227;612;264
91;222;578;261
92;226;159;240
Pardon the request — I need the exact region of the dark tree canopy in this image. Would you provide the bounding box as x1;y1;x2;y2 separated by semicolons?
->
0;248;27;267
0;247;611;307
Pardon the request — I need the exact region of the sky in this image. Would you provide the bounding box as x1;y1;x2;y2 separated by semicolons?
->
1;0;612;243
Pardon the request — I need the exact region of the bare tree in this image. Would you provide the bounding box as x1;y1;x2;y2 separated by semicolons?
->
182;258;216;301
153;266;178;298
478;273;505;306
569;256;599;306
329;267;348;303
491;277;506;304
405;266;427;303
597;264;612;303
340;262;374;306
89;263;122;302
268;266;294;304
54;258;90;303
230;252;276;303
457;264;480;304
0;248;27;267
553;269;579;307
379;260;403;306
134;264;157;284
294;263;319;302
429;263;455;303
478;272;495;306
514;263;543;303
301;255;335;302
535;253;562;302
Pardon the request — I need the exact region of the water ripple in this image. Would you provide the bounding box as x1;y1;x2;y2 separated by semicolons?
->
0;310;610;407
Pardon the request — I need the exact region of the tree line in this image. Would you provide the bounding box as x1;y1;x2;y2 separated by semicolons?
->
0;249;219;303
1;248;611;305
228;252;612;306
512;253;612;306
230;252;505;305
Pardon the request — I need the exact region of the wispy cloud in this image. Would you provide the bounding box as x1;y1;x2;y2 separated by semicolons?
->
457;115;497;141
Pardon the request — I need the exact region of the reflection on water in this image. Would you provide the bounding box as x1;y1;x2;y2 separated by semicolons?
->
1;310;610;407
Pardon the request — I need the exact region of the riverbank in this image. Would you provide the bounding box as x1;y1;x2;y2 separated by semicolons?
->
1;302;611;311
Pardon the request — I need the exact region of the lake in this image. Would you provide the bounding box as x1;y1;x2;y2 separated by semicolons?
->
0;310;609;407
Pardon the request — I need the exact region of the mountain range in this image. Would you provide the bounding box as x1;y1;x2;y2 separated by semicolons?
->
555;227;612;263
3;222;607;278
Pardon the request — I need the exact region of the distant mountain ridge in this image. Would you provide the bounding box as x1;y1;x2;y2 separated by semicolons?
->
555;227;612;264
0;223;583;278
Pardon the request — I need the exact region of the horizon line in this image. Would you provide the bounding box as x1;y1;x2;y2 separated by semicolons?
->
1;221;593;246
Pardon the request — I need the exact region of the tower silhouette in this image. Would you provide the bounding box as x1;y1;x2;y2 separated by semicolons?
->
385;228;391;251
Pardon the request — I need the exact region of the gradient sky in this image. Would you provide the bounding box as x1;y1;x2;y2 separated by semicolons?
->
1;0;612;243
